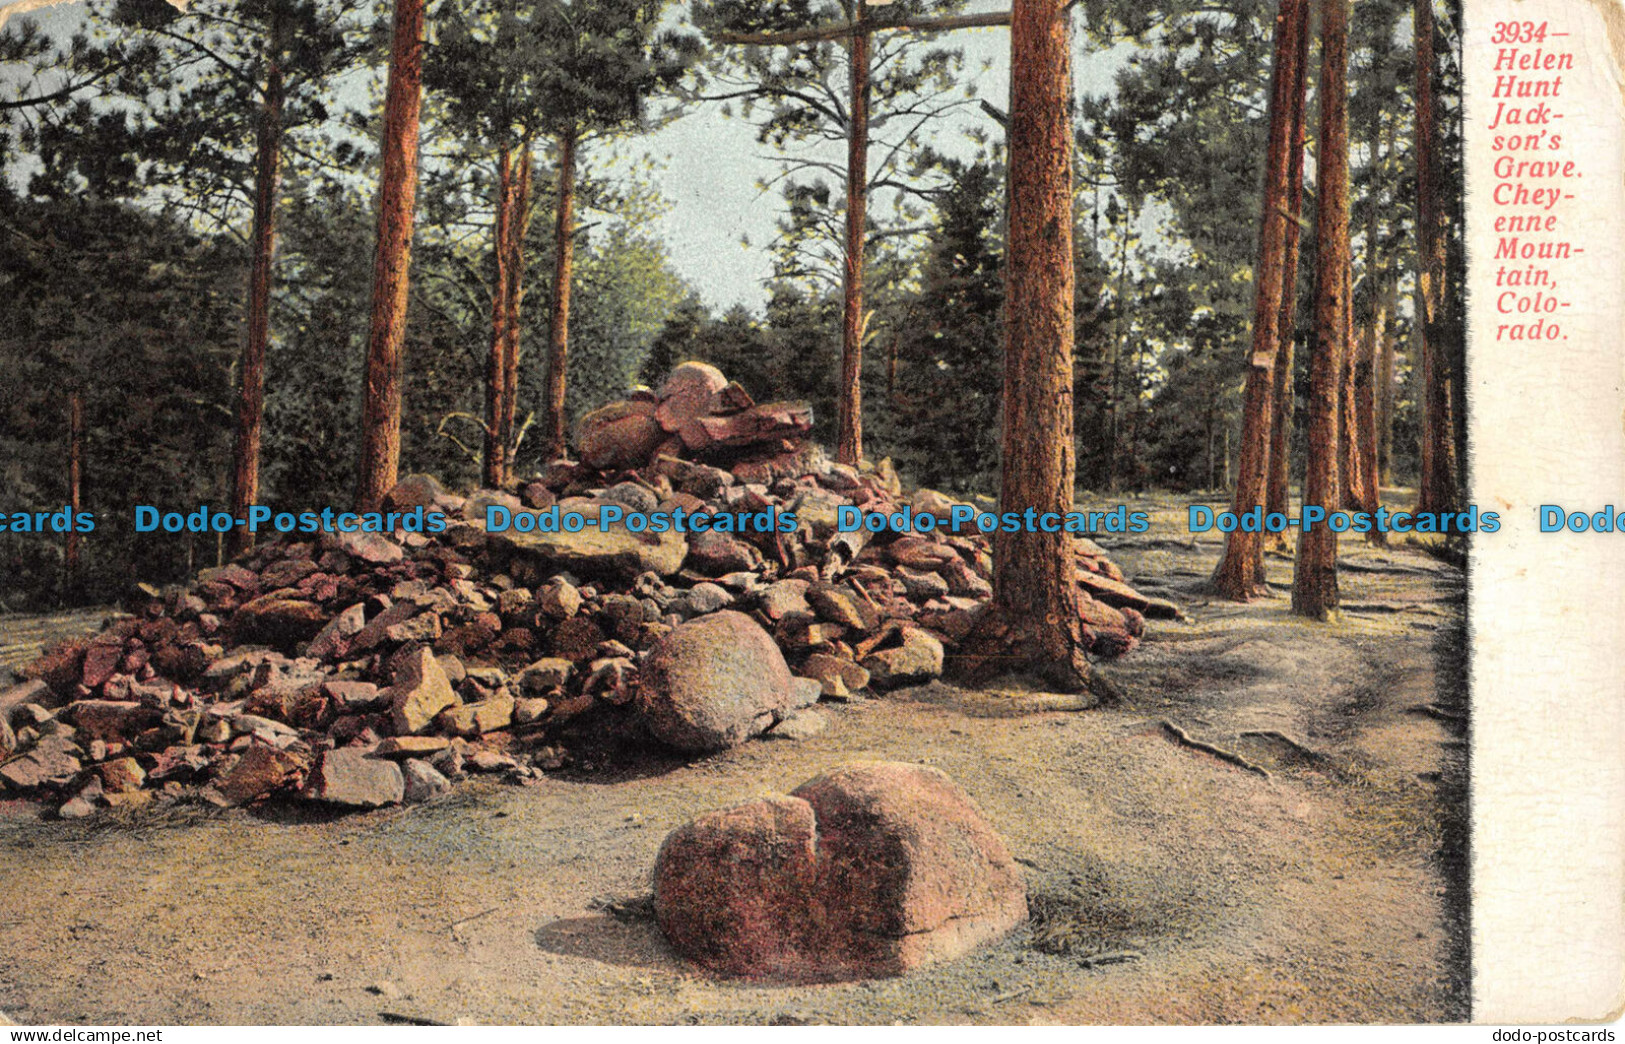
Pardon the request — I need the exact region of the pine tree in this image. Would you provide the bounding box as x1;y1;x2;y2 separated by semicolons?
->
955;0;1104;697
464;0;702;462
356;0;427;511
70;0;365;549
1211;0;1309;601
890;158;1004;490
1413;0;1458;516
699;0;998;466
1293;0;1351;621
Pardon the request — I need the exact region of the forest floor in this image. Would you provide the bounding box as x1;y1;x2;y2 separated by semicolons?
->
0;491;1469;1026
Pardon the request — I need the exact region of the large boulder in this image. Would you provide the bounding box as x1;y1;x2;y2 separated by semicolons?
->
655;361;728;433
681;401;814;454
576;401;667;471
654;761;1026;981
635;610;810;752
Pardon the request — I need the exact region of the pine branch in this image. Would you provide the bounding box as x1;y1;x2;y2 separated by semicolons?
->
711;10;1011;47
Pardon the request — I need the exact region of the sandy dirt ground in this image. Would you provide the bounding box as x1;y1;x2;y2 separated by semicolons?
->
0;494;1469;1025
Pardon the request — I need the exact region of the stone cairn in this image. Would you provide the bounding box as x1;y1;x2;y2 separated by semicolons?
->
0;363;1177;818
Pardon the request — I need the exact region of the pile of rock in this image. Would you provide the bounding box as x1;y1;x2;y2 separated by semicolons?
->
0;363;1177;818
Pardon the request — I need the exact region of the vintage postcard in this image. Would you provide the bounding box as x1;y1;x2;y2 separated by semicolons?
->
0;0;1619;1028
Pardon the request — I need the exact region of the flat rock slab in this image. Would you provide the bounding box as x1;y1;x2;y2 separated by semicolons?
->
653;761;1027;982
481;517;687;578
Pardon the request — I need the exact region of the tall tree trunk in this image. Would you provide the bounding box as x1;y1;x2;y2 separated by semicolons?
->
1353;280;1387;539
1376;277;1398;484
355;0;426;512
228;13;286;556
483;147;515;489
1353;190;1387;539
836;18;871;467
502;143;532;479
1105;228;1127;492
1339;285;1365;511
1413;0;1458;515
542;128;577;462
65;390;82;593
1264;0;1312;549
1292;0;1350;621
954;0;1102;697
1212;0;1309;600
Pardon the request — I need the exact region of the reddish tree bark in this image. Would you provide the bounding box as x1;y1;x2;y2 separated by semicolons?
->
954;0;1104;697
228;14;286;557
1339;288;1365;512
1212;0;1310;600
836;19;871;467
1413;0;1459;516
1264;0;1311;549
482;147;515;489
1351;190;1388;539
1292;0;1350;621
355;0;426;512
1353;281;1387;538
542;128;576;462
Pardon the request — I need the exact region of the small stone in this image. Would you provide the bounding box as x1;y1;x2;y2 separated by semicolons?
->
383;473;446;512
807;584;878;632
466;750;517;773
384;612;443;645
584;658;637;705
197;718;233;745
232;596;328;647
58;794;98;819
759;580;811;621
97;757;147;793
388;648;460;735
512;697;550;725
400;759;452;803
800;653;870;698
307;748;404;808
437;692;515;737
322;681;384;711
214;744;306;806
329;529;404;566
680;582;733;616
862;627;945;690
896;568;950;601
765;709;827;741
685;530;761;575
374;735;451;758
537;580;583;620
518;658;574;695
0;734;81;790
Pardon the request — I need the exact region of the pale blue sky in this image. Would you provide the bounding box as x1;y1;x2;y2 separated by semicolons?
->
4;0;1131;312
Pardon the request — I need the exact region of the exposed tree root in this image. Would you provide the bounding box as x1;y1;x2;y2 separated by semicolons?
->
1159;720;1272;780
1239;728;1327;763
